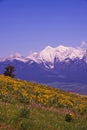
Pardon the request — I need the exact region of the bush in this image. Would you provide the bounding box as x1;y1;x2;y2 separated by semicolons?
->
19;107;30;119
65;113;73;122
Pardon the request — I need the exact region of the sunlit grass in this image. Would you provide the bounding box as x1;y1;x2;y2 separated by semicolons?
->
0;75;87;130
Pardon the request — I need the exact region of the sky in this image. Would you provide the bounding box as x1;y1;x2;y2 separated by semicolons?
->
0;0;87;57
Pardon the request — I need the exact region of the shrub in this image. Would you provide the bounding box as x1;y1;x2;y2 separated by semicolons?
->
19;107;30;119
65;113;73;122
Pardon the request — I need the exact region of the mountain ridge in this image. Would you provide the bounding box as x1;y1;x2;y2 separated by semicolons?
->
28;45;86;68
0;45;87;95
0;45;87;69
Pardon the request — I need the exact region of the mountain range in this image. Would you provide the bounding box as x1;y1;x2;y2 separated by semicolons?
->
0;45;87;95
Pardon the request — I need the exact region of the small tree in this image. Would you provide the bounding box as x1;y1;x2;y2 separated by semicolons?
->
3;65;15;78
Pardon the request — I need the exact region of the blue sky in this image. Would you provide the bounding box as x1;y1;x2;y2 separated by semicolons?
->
0;0;87;57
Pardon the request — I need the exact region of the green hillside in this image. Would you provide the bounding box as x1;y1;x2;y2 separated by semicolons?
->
0;75;87;130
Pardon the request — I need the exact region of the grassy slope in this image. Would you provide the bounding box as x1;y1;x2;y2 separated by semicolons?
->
0;75;87;130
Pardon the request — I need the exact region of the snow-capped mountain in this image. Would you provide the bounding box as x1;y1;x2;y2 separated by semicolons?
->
1;45;86;66
0;53;29;63
28;45;86;68
0;45;87;95
29;45;85;62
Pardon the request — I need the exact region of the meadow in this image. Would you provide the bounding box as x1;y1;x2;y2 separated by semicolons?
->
0;75;87;130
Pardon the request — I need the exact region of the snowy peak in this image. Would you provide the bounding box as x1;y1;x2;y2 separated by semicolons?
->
28;45;85;65
44;46;54;51
0;53;29;63
0;45;87;69
55;46;84;61
28;46;56;68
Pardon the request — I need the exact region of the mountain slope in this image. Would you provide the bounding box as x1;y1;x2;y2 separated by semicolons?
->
0;45;87;95
0;75;87;110
28;45;85;68
0;75;87;130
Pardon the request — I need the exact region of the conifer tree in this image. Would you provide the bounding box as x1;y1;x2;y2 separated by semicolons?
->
3;65;15;78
